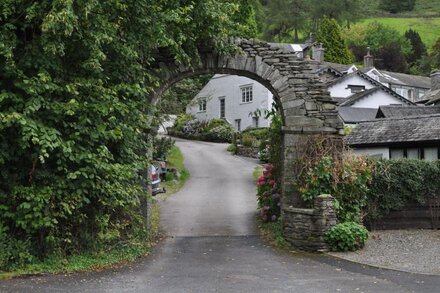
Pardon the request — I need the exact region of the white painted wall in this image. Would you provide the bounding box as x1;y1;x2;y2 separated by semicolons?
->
186;74;273;130
328;75;375;98
352;147;389;159
350;91;404;108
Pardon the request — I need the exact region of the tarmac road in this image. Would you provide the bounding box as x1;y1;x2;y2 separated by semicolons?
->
1;139;440;293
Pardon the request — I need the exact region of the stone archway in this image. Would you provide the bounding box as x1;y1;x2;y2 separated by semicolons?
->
150;38;343;251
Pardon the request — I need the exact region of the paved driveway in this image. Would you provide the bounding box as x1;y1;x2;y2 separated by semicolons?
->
1;139;440;292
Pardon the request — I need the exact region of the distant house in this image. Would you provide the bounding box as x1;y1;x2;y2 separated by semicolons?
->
187;42;434;129
186;74;273;131
346;113;440;160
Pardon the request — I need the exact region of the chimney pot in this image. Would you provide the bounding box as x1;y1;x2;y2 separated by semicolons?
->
312;43;325;63
363;47;374;69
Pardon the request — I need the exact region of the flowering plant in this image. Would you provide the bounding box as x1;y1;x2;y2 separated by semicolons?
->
256;164;281;222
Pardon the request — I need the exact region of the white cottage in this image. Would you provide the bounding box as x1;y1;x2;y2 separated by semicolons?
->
186;74;274;131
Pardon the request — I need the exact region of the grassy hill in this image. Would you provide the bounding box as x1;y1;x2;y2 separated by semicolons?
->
351;0;440;49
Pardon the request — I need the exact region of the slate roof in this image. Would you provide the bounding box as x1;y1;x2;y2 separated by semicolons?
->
360;68;431;89
316;62;356;76
379;70;431;89
338;107;378;123
345;114;440;146
376;105;440;118
326;71;416;106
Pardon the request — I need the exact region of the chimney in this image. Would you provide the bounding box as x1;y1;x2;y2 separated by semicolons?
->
312;43;325;63
431;70;440;91
363;47;374;68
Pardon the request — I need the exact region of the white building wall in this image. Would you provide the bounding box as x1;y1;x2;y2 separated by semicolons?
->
350;91;404;108
328;75;375;98
352;147;389;159
186;74;272;130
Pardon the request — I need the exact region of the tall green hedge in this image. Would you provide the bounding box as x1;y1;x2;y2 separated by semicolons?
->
0;0;251;268
366;159;440;221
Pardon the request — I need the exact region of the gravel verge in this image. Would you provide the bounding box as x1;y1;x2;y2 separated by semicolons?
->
330;229;440;275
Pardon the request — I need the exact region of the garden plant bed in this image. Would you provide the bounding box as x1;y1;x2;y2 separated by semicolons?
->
329;229;440;275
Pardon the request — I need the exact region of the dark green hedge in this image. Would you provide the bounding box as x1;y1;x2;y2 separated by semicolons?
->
366;159;440;221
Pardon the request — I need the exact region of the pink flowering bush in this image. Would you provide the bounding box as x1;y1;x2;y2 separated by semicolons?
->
256;164;281;222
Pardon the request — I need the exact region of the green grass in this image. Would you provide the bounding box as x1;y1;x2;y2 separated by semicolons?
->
0;204;161;280
253;165;263;182
160;145;190;195
358;17;440;49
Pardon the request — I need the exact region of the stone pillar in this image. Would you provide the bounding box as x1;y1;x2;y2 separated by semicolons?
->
312;195;338;251
281;194;338;252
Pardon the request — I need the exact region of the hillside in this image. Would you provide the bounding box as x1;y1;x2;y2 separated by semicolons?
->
353;0;440;49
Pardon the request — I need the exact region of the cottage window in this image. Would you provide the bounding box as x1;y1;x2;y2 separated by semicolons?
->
219;97;225;118
241;86;253;103
390;149;404;159
198;98;207;112
424;147;438;161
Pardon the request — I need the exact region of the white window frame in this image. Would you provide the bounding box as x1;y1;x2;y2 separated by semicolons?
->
198;98;207;112
240;85;253;104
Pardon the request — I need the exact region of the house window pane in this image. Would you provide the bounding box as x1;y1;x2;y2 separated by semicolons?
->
198;98;207;112
390;149;404;159
407;148;420;159
241;86;253;103
424;147;438;161
219;98;225;118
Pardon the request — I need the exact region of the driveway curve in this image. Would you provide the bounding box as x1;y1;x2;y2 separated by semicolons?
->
1;139;440;292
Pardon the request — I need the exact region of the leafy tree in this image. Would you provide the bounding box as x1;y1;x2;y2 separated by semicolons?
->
263;0;309;42
316;17;352;64
416;37;440;75
374;42;409;73
159;76;212;115
309;0;365;29
345;22;411;67
0;0;249;266
404;29;427;64
379;0;416;13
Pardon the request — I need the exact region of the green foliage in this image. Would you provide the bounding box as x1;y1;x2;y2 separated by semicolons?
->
241;128;269;140
316;18;352;64
160;146;190;196
267;114;283;182
0;0;251;269
379;0;416;14
153;136;175;160
159;76;212;115
325;222;369;252
227;144;237;154
299;156;371;222
405;29;427;64
241;134;256;147
366;159;440;221
169;118;233;143
173;114;194;132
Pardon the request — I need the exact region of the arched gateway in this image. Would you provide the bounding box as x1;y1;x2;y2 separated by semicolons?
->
151;38;343;251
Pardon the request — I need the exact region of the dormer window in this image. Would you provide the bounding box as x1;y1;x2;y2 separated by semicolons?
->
347;85;365;93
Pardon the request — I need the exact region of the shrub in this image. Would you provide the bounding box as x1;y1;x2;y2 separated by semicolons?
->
227;144;237;154
174;114;194;132
299;155;371;222
241;134;256;147
241;128;269;140
256;164;281;222
204;124;233;143
366;159;440;222
325;222;369;252
153;136;175;160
